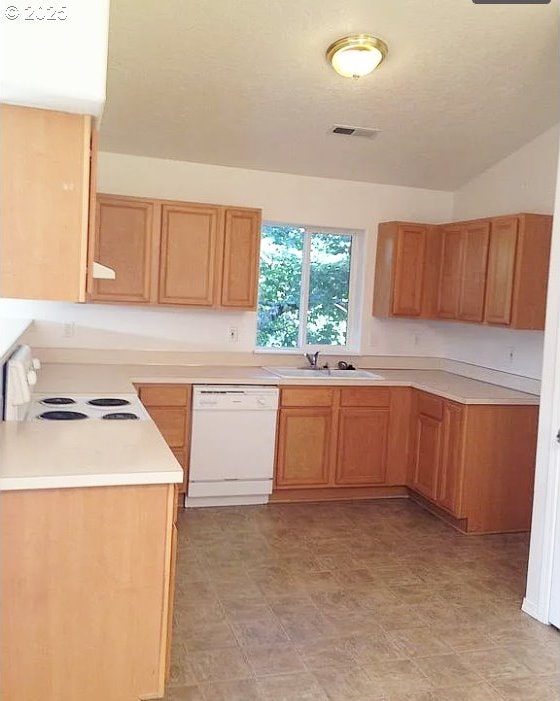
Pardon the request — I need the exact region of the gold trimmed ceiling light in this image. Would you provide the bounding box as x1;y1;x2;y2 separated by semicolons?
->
326;34;388;79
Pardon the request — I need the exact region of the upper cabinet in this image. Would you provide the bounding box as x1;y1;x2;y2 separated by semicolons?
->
373;222;442;319
159;204;222;307
0;105;94;302
484;214;551;329
221;208;262;309
89;195;261;310
88;196;159;304
373;213;552;330
457;221;490;323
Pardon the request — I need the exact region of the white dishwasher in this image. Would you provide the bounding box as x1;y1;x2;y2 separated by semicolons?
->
186;386;279;508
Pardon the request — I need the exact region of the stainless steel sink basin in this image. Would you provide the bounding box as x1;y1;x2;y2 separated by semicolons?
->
264;367;384;380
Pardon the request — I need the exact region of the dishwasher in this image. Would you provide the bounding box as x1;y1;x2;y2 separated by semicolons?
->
186;386;279;508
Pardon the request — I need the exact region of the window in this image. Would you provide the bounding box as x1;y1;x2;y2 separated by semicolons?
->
256;223;358;350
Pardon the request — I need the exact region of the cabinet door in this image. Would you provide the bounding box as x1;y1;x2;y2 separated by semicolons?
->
90;196;157;303
159;204;222;306
275;408;332;488
144;407;187;448
437;402;465;516
335;408;389;486
0;105;92;302
392;225;426;316
436;226;463;319
412;413;442;501
220;208;261;309
484;217;519;325
457;222;490;322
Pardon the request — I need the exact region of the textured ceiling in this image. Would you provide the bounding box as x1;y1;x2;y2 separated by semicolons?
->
100;0;559;190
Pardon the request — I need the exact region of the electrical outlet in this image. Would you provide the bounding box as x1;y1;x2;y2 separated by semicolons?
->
229;326;239;343
413;333;421;347
507;346;515;364
63;322;75;338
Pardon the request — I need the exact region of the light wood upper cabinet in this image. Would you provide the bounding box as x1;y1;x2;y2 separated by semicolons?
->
484;214;552;329
457;222;490;322
88;196;262;310
436;226;464;319
375;213;551;329
159;204;222;306
373;223;427;318
335;407;389;485
221;208;262;309
392;224;427;316
484;216;519;325
0;105;93;302
89;195;158;303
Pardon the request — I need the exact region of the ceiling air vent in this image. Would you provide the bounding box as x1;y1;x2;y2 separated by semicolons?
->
330;125;380;139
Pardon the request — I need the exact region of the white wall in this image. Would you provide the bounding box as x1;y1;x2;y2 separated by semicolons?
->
441;124;560;380
454;125;560;220
0;152;453;354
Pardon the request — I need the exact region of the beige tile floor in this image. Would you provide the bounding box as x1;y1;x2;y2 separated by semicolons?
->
164;499;560;701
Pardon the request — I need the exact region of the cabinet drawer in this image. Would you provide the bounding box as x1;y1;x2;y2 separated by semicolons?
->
416;392;443;420
139;385;190;407
171;449;187;494
340;387;390;407
145;407;187;447
280;387;334;407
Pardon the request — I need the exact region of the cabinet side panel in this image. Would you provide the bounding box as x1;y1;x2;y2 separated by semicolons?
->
372;222;397;317
0;484;171;701
511;214;553;330
386;387;412;485
462;405;538;533
0;105;91;302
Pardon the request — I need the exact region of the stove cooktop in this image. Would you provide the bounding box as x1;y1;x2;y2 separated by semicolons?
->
28;394;150;421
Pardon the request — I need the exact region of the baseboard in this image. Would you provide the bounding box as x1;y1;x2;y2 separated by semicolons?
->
522;597;549;624
270;485;408;503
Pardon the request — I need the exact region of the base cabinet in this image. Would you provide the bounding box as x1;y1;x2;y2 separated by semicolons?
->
137;384;192;494
409;390;537;533
335;407;389;485
0;484;176;701
412;413;442;501
274;387;397;492
275;407;332;487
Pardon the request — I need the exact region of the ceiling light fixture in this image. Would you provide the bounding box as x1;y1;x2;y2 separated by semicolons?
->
326;34;388;79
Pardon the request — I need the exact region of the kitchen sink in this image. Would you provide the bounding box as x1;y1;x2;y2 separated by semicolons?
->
264;367;384;380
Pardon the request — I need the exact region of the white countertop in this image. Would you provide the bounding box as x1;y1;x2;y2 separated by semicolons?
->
1;361;538;493
0;420;183;491
34;363;539;405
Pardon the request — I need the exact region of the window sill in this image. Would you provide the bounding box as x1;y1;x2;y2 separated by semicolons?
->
253;348;359;356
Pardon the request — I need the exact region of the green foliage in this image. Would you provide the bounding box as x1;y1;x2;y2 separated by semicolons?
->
257;225;352;348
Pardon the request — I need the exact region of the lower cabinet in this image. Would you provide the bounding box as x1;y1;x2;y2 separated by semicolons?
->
137;384;192;494
276;407;332;487
275;386;400;491
412;412;442;501
409;390;537;533
1;483;176;701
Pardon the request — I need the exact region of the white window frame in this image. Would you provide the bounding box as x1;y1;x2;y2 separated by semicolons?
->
256;221;363;354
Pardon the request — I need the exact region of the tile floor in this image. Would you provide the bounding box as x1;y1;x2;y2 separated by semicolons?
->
164;499;560;701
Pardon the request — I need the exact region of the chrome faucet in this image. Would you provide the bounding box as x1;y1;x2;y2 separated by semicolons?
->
304;351;320;369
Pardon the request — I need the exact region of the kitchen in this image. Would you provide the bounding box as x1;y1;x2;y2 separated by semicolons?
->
1;1;560;700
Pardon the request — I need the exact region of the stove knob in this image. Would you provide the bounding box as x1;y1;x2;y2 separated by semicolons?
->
26;370;37;386
32;358;41;370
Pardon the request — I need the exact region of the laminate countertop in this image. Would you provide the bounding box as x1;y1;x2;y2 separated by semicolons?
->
0;362;538;493
34;362;539;405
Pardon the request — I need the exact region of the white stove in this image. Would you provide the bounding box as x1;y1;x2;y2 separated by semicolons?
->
4;345;149;422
